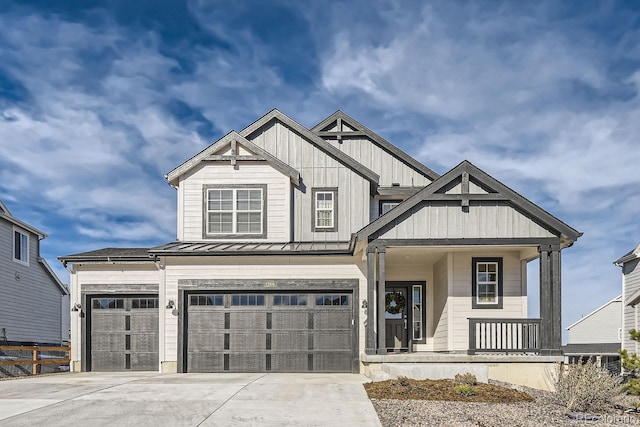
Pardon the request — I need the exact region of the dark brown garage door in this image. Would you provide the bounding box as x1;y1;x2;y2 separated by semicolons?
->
185;292;355;372
88;296;159;371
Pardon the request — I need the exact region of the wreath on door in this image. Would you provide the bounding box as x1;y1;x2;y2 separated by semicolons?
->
385;292;406;314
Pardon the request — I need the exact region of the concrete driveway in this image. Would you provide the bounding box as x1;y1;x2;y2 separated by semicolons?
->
0;372;381;426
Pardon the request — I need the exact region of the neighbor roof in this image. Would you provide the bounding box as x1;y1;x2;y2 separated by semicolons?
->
566;294;621;330
0;199;47;238
614;242;640;266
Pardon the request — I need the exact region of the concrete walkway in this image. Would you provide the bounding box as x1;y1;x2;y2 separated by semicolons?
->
0;372;381;426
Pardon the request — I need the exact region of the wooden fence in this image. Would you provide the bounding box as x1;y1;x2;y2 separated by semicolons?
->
0;345;70;375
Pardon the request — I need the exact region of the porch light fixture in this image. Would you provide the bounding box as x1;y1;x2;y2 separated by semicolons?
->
72;303;82;312
166;300;176;310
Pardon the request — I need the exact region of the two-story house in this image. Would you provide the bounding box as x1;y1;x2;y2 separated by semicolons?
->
616;242;640;358
0;200;69;345
60;109;581;388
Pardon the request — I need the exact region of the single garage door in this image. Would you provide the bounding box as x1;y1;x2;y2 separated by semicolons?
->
186;291;355;372
88;296;159;371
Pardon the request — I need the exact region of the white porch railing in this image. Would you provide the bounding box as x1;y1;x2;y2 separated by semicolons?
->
468;318;542;355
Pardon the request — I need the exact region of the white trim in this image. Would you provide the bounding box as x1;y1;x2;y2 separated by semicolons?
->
12;226;29;266
566;294;622;330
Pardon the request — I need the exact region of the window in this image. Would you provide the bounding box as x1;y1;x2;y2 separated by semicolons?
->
412;285;422;340
204;185;266;237
190;295;224;306
273;294;307;306
13;229;28;264
131;298;159;309
472;257;503;309
231;294;265;306
315;294;350;306
92;299;124;309
379;200;401;216
312;188;337;232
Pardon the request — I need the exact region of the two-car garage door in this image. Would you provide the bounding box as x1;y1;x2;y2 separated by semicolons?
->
185;291;356;373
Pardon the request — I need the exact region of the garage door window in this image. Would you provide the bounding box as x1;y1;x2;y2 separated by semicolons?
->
315;294;350;306
132;298;158;309
273;294;307;306
231;294;265;306
92;298;124;309
190;295;224;306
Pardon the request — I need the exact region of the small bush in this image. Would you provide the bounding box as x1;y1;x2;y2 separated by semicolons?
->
454;384;476;396
454;373;478;386
553;360;623;412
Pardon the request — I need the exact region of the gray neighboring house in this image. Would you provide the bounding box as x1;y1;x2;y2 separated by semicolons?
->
616;242;640;358
563;295;621;373
0;200;69;345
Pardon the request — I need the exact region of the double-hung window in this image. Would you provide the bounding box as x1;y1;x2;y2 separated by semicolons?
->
204;186;265;237
472;257;503;309
312;188;337;232
13;229;29;265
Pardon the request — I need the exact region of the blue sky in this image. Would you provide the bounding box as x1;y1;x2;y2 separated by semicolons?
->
1;0;639;337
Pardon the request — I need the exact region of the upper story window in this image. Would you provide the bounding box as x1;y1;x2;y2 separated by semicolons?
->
203;185;266;238
312;188;337;232
471;257;503;309
379;200;401;216
13;228;29;265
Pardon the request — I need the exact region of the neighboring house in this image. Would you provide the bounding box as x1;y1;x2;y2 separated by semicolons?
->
563;295;621;374
0;200;69;345
616;242;640;359
60;109;581;389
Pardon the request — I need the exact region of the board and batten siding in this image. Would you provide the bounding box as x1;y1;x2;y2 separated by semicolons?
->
247;121;371;241
70;264;161;371
432;255;449;351
162;256;367;364
179;162;291;242
623;259;640;353
379;201;557;240
568;299;621;345
0;220;67;345
323;136;432;187
449;251;527;351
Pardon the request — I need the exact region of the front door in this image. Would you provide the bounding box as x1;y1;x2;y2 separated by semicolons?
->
385;287;408;351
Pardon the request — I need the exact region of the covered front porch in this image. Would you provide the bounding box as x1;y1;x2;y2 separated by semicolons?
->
362;240;563;357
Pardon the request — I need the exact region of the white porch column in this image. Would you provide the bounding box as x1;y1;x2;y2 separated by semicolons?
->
376;247;386;354
365;247;376;354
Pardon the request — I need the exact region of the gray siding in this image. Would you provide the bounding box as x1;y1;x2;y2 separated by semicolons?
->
0;219;67;345
324;136;432;187
248;120;371;241
623;259;640;352
568;300;621;345
379;201;556;240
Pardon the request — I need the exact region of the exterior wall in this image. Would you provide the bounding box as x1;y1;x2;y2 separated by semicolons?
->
69;263;160;371
432;255;449;351
247;120;371;241
449;250;527;351
0;220;67;345
323;136;432;187
568;300;621;344
179;162;291;241
379;201;557;240
623;259;640;353
162;255;367;368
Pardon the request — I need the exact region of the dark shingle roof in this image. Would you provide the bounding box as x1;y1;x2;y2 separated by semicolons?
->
562;343;621;356
59;248;152;264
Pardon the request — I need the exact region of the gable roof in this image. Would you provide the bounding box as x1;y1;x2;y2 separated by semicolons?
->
166;131;301;186
239;109;380;187
311;110;440;181
566;294;621;330
0;199;47;238
39;258;69;295
614;242;640;266
355;160;582;244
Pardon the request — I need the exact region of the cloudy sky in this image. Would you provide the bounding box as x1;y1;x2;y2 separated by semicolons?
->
1;0;638;337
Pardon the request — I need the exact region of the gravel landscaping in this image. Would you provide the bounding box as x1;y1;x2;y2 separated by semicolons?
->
367;379;640;426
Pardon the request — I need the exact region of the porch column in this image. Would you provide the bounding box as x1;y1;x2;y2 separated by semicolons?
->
365;247;376;354
539;243;562;355
376;247;386;354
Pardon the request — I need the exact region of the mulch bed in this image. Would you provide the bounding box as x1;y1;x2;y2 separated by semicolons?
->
364;377;534;403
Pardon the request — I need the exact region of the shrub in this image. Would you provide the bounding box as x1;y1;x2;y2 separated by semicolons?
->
454;373;478;386
552;359;623;412
454;384;476;396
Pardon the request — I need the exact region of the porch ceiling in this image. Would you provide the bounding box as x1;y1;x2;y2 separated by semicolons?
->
384;245;538;264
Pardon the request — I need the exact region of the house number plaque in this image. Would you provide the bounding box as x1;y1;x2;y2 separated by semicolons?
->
263;281;277;288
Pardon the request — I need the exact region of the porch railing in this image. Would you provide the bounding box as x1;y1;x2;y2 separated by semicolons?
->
468;318;541;355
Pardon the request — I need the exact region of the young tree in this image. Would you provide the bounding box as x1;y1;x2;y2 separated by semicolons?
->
619;329;640;395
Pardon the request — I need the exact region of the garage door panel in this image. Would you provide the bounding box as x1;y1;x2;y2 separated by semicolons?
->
91;313;126;331
91;333;125;350
270;312;308;329
228;352;266;372
188;311;225;330
91;352;126;371
188;333;225;351
228;332;266;351
229;311;266;329
130;353;159;371
313;311;351;329
271;332;310;351
271;353;309;371
130;313;159;332
187;352;224;372
314;331;351;350
313;353;352;371
130;333;159;351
